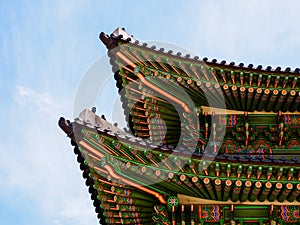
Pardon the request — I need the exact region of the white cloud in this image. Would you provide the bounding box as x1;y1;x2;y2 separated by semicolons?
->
1;0;102;223
16;85;57;111
59;196;97;224
4;85;97;225
0;84;98;225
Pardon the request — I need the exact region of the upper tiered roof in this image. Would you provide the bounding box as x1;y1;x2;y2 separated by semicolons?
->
100;28;300;111
100;28;300;153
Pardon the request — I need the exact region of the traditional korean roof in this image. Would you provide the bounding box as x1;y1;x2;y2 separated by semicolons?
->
59;28;300;225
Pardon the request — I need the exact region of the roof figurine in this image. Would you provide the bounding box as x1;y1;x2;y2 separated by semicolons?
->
111;27;137;42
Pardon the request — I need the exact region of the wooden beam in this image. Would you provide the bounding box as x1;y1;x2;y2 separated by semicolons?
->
177;193;300;206
201;106;300;115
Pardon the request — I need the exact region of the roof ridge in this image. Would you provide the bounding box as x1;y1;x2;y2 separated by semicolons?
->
100;28;300;75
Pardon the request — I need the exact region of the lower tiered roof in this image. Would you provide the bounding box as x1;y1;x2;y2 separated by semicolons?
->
59;109;300;225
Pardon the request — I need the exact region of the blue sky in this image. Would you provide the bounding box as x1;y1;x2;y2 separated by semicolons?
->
1;1;300;225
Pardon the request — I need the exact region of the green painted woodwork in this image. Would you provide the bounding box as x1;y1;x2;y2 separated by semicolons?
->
78;125;300;204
